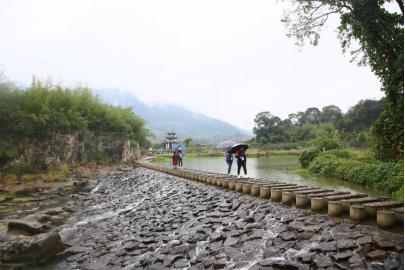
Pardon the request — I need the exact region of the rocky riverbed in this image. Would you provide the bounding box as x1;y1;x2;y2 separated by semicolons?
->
2;166;404;269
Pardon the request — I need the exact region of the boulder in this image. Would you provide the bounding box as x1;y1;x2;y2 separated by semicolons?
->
7;219;46;236
0;231;65;263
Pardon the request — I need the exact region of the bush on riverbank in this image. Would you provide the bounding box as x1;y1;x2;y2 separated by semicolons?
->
298;137;342;167
300;139;404;200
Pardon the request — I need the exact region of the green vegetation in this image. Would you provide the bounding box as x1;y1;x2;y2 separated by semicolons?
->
0;78;146;141
0;76;148;174
298;138;403;200
253;99;383;148
283;0;403;161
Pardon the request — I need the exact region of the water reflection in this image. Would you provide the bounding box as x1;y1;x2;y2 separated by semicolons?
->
156;156;385;197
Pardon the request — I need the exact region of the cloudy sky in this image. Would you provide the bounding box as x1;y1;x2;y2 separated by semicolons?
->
0;0;384;130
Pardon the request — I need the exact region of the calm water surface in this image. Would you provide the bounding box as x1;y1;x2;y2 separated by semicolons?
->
157;156;385;197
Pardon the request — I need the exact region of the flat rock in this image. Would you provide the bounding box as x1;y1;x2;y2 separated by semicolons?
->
357;235;373;245
224;236;239;246
332;250;354;261
7;219;46;235
313;254;334;268
366;249;387;260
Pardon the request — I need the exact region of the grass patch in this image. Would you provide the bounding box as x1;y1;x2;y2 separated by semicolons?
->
21;174;35;183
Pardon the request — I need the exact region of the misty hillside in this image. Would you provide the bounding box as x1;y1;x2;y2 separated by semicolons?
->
94;88;252;143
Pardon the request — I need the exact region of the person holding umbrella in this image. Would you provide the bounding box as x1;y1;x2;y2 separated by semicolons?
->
225;147;234;175
227;143;248;178
216;140;235;175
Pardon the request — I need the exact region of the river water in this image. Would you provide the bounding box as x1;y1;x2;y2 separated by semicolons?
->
156;156;385;197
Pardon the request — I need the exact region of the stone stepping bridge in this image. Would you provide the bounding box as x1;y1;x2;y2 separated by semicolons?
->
138;162;404;230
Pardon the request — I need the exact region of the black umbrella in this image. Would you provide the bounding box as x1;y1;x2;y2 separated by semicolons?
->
227;143;249;154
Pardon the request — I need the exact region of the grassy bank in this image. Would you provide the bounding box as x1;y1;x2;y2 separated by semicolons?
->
298;139;404;200
153;148;304;161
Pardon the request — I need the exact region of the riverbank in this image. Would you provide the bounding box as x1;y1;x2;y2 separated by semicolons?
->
298;146;404;200
26;167;404;269
0;164;125;269
154;148;303;161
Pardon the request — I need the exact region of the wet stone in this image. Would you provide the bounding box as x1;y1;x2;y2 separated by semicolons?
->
367;249;387;260
279;231;296;241
263;246;282;258
313;254;334;268
349;253;363;265
337;239;356;250
224;236;240;246
332;250;354;261
384;257;400;270
313;241;337;252
357;235;373;245
297;251;315;263
174;258;189;268
29;167;404;270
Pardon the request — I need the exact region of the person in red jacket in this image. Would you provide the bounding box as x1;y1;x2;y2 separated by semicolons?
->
235;148;247;178
172;150;179;169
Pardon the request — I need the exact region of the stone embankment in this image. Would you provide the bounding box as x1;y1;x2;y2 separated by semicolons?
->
17;166;403;270
141;163;403;230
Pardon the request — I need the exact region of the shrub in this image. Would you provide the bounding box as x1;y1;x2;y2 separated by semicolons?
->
299;137;341;167
21;174;34;183
0;142;17;166
59;164;70;177
299;148;321;168
3;174;17;185
309;152;403;195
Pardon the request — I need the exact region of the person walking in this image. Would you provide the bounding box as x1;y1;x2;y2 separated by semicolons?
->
225;149;233;175
235;147;247;178
172;150;179;169
178;149;183;169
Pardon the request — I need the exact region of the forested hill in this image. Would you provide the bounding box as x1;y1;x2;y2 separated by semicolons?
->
94;88;252;143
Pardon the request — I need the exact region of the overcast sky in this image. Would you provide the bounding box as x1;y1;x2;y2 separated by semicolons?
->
0;0;384;130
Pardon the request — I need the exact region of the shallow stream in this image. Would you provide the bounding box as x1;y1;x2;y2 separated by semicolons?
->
156;156;385;197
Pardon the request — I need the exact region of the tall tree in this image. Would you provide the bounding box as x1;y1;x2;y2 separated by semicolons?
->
320;105;343;126
253;111;286;143
302;107;321;124
282;0;403;160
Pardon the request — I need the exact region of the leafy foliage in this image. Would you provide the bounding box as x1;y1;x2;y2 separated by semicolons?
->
253;99;383;147
0;79;147;142
0;77;148;170
282;0;404;161
308;149;403;198
299;137;341;167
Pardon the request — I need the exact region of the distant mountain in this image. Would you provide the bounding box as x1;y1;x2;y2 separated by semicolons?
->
94;88;252;144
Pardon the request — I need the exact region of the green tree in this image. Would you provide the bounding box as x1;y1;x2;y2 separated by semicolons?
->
283;0;403;160
183;138;193;146
302;107;321;124
253;111;286;143
341;99;384;133
320;105;343;124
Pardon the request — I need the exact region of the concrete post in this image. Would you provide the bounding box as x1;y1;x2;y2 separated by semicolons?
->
328;201;344;216
295;194;309;208
281;192;293;205
311;197;326;212
235;181;243;192
377;210;397;228
260;187;270;199
228;180;235;190
350;205;366;221
242;183;251;194
251;186;260;197
271;189;282;202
